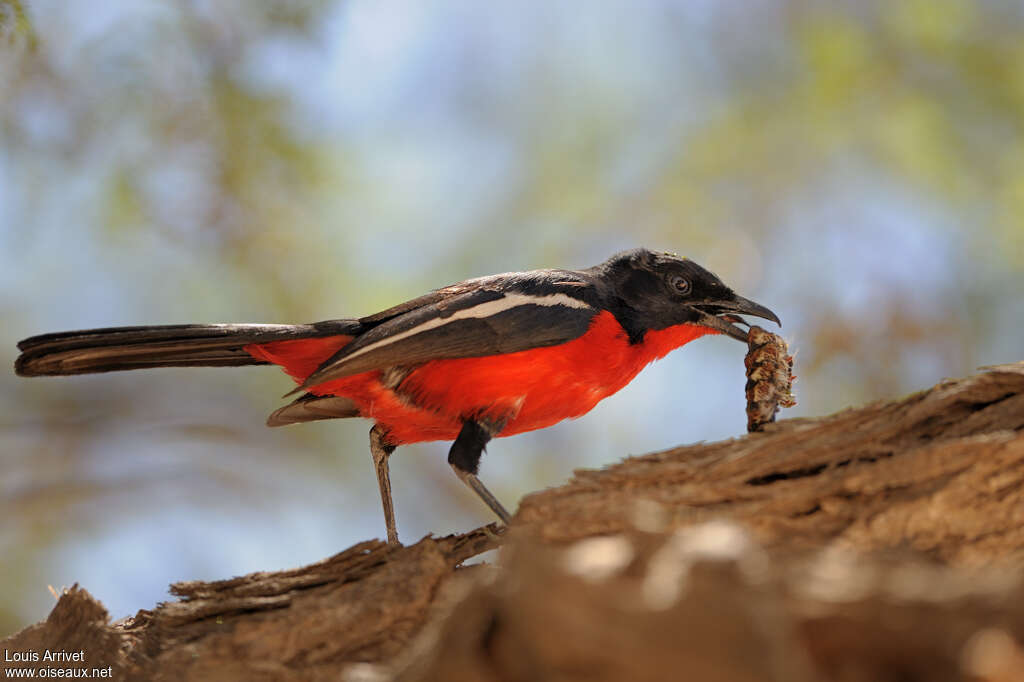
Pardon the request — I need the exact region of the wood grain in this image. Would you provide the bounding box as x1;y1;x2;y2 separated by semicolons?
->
4;362;1023;681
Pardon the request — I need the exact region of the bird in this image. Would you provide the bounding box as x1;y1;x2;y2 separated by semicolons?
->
15;248;779;544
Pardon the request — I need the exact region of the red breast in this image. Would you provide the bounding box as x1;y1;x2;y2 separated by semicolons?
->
245;311;716;445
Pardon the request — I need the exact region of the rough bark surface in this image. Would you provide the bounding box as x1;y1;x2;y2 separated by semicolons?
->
4;362;1024;682
517;362;1024;564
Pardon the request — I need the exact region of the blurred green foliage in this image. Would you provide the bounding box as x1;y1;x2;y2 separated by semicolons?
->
0;0;36;48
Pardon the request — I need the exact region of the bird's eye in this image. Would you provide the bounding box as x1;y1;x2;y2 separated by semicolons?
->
669;275;691;295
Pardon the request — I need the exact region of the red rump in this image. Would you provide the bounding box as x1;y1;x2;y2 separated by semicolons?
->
244;312;716;445
244;336;352;382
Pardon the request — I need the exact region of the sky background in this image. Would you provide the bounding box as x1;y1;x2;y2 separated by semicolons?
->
2;0;1023;635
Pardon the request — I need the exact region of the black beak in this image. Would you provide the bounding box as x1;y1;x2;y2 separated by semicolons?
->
693;294;781;342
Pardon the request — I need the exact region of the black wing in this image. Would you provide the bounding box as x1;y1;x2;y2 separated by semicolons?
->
294;271;600;392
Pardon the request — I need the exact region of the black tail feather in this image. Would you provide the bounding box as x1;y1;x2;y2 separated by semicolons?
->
15;320;361;377
266;393;361;427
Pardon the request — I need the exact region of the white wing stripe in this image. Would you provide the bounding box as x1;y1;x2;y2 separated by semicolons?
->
341;293;592;364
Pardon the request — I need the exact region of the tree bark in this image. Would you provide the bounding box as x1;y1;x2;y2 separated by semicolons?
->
4;362;1024;682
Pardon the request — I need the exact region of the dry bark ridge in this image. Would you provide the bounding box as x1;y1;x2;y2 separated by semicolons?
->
3;362;1024;681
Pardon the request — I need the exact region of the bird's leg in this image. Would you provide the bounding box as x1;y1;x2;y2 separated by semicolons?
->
447;420;512;525
369;425;400;545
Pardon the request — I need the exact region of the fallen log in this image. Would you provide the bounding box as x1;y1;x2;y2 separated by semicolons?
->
3;362;1023;681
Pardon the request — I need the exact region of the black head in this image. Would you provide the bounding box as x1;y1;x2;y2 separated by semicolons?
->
590;248;779;343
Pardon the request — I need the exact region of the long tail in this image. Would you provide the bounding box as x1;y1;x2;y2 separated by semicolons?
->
15;320;361;377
